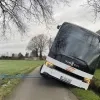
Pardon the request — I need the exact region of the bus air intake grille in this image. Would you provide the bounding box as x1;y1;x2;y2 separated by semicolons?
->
54;66;84;81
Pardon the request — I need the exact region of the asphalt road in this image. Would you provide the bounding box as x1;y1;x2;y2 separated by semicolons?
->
6;67;78;100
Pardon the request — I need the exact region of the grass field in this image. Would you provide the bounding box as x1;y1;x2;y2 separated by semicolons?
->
0;60;44;100
0;60;44;75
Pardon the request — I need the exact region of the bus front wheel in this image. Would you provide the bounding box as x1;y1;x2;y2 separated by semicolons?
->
40;65;49;79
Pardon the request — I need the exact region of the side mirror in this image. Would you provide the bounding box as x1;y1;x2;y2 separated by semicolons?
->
57;25;61;29
98;37;100;43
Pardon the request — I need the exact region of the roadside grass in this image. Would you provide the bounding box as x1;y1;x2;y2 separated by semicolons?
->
71;88;100;100
94;69;100;80
91;69;100;92
0;60;44;100
70;69;100;100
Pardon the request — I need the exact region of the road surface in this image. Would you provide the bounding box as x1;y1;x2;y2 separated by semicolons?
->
6;67;78;100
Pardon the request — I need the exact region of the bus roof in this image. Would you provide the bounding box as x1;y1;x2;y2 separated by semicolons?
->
62;22;100;37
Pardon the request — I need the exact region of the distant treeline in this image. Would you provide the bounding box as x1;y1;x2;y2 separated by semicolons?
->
0;52;46;60
0;56;20;60
0;52;25;60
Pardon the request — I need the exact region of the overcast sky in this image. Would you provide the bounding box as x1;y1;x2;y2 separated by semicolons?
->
0;0;100;56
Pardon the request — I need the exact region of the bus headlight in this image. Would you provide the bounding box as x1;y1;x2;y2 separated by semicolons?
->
45;61;54;67
84;78;91;84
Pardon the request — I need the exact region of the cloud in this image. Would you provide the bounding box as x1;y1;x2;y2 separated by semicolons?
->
0;0;100;55
0;41;28;55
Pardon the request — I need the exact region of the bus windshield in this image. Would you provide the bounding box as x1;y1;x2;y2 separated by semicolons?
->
50;23;100;66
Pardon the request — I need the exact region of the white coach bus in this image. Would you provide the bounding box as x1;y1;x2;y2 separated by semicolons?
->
40;22;100;90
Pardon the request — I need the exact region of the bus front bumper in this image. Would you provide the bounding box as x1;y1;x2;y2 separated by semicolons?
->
40;64;89;90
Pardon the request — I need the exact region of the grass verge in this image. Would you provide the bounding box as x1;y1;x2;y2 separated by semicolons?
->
91;69;100;93
70;69;100;100
71;88;100;100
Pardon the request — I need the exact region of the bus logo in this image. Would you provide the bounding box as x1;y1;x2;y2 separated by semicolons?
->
66;66;75;72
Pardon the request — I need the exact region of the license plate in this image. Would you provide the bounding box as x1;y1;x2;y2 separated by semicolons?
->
60;76;72;84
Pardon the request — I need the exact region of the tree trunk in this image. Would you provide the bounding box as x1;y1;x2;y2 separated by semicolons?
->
36;48;38;57
39;50;42;60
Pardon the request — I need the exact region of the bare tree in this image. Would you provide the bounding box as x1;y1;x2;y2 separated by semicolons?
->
25;52;29;58
18;52;24;59
27;34;48;59
37;34;48;59
0;0;70;36
96;30;100;35
12;53;15;58
27;36;39;57
48;36;54;51
87;0;100;19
